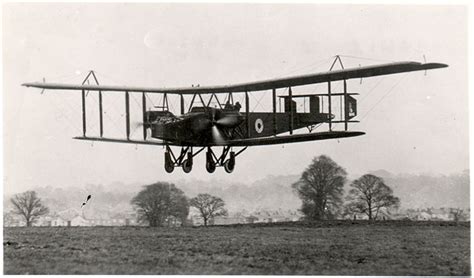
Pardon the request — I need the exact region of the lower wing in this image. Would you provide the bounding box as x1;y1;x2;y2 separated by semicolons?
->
73;131;364;147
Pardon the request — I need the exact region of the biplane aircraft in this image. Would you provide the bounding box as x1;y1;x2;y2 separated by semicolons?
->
23;56;447;173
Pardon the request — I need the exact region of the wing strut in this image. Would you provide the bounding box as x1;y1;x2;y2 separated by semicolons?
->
343;80;348;131
180;94;185;115
125;91;130;140
272;88;277;135
289;87;293;135
81;89;86;137
245;92;250;137
328;82;332;131
142;92;147;140
99;90;103;137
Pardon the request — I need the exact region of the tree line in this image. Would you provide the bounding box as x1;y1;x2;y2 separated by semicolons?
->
130;183;227;227
293;155;400;220
8;183;227;227
7;154;463;226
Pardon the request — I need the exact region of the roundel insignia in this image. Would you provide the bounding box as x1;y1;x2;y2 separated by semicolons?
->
255;118;264;133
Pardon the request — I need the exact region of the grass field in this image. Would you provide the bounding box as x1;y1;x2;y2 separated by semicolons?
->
3;220;470;275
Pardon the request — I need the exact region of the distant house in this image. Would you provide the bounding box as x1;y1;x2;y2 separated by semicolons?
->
57;208;80;220
89;218;114;226
245;215;258;224
70;215;89;226
37;215;55;226
431;208;451;220
189;215;205;226
213;216;246;225
417;212;432;221
273;217;291;223
51;217;69;226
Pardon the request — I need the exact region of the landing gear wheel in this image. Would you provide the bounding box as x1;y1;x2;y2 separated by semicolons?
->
206;151;216;173
182;159;193;173
224;160;235;173
224;152;235;173
164;152;174;173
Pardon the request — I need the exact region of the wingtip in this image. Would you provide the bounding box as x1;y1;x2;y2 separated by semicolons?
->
423;62;449;69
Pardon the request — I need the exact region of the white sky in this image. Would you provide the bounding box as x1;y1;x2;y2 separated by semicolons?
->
3;3;468;194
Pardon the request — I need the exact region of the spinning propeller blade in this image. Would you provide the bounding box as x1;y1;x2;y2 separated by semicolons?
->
215;116;240;127
209;109;227;144
211;125;226;144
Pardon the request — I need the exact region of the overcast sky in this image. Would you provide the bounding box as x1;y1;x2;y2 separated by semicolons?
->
3;4;468;194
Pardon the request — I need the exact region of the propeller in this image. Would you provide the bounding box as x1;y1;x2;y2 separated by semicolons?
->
211;108;243;128
209;109;231;144
211;125;226;144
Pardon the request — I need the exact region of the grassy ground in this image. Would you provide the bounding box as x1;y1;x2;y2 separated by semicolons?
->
3;220;470;275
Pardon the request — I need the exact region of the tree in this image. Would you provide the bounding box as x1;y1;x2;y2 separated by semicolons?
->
190;194;227;226
10;191;49;227
450;208;468;222
131;182;189;227
292;155;347;220
345;174;400;220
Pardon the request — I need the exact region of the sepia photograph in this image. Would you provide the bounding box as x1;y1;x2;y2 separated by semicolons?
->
3;2;470;275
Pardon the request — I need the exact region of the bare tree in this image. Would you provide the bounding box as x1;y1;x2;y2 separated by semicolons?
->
131;182;189;227
10;191;49;227
190;194;227;226
345;174;400;220
292;155;346;220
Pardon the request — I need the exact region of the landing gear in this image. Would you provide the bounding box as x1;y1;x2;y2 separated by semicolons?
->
164;145;246;174
163;146;204;174
205;147;245;173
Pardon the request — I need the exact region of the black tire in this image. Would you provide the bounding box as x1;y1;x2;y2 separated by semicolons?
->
206;162;216;173
224;152;235;173
187;152;193;166
164;152;174;173
206;151;216;173
182;159;192;173
224;159;235;173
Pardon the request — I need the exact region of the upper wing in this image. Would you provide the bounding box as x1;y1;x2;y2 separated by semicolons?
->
23;61;447;94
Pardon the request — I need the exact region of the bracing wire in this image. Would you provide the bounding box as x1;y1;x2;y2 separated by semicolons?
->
338;55;395;63
276;56;335;78
44;94;83;135
358;76;387;104
360;74;409;121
